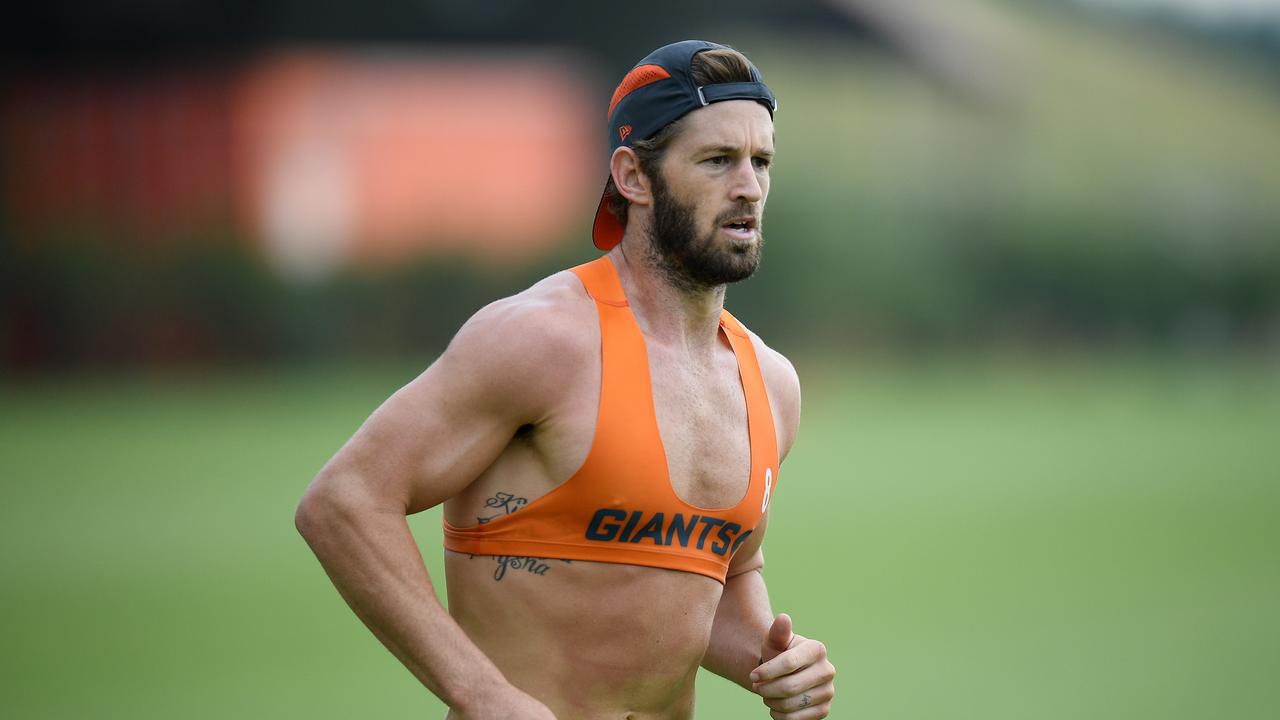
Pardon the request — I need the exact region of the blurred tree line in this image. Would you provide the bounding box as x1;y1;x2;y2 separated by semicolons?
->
4;0;1279;370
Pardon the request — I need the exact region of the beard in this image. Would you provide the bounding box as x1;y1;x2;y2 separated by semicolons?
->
645;171;763;293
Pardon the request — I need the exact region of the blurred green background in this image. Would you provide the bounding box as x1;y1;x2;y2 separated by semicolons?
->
3;358;1278;718
3;0;1279;718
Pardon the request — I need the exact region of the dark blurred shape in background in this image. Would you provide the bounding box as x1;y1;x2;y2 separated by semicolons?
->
3;0;1279;370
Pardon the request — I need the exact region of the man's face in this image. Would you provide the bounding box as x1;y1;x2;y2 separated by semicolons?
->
643;100;775;291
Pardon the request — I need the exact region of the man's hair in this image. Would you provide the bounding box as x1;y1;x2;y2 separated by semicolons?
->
603;48;759;227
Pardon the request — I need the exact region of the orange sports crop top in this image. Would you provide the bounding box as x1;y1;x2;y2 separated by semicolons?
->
442;256;779;583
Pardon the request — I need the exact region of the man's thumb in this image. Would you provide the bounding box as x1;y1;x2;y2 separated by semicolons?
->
761;613;794;661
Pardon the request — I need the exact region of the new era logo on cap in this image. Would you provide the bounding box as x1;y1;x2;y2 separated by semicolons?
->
618;125;633;143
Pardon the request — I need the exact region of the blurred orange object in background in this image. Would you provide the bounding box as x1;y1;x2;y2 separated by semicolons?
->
5;48;599;279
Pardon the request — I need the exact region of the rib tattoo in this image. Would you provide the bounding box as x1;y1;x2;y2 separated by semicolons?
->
471;491;571;581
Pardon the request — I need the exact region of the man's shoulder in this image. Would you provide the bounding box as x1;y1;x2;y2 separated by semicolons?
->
737;325;799;399
444;268;597;380
737;324;802;459
472;268;594;338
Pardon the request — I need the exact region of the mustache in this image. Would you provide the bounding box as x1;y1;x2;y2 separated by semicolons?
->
713;204;762;226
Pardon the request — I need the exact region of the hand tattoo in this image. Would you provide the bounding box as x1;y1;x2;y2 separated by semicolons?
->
800;693;812;708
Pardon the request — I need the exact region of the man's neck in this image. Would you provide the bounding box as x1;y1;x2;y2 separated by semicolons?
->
608;244;726;357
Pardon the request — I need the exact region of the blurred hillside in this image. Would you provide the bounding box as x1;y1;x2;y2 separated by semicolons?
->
3;0;1280;370
739;1;1280;352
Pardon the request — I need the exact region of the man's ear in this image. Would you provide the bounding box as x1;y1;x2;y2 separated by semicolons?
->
611;147;653;208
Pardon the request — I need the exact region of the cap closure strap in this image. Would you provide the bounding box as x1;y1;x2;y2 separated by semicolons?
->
698;82;777;112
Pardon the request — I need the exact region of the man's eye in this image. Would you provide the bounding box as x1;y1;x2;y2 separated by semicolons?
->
753;157;772;170
706;156;729;166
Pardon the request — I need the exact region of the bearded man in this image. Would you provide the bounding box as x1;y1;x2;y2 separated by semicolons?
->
296;40;836;720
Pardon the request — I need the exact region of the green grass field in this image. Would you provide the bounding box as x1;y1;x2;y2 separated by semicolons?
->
2;355;1278;719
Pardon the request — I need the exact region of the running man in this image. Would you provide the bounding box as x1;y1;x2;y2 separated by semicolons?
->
296;40;836;719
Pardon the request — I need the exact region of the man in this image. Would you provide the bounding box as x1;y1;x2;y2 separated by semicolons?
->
295;40;836;719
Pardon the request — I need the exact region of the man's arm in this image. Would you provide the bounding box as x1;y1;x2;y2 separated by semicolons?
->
701;339;800;688
294;284;586;719
701;516;774;688
703;342;836;718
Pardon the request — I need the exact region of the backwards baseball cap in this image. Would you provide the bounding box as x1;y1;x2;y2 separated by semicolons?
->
592;40;778;251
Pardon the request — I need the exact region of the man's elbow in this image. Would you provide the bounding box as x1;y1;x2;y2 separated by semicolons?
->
294;483;331;544
294;471;358;544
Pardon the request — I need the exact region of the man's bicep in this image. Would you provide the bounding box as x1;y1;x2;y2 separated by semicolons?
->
314;304;556;515
364;361;534;512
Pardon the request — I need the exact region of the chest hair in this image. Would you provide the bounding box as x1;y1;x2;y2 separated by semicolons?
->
648;344;751;509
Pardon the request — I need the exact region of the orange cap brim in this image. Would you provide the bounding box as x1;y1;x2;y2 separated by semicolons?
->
592;178;624;251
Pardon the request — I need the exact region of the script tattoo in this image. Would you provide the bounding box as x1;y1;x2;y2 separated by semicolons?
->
800;694;812;708
471;490;570;581
476;491;527;524
466;554;573;582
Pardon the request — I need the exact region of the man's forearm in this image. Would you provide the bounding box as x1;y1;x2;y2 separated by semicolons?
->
701;568;774;688
295;489;505;711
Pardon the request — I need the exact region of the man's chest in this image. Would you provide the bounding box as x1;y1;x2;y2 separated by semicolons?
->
515;332;756;514
646;345;751;509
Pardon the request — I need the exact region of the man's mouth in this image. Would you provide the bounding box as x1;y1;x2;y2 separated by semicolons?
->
720;216;758;240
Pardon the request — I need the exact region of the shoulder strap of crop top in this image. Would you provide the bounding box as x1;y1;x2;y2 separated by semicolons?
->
573;255;778;498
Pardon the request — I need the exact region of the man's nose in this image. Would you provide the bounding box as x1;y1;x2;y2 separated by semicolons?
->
730;159;764;203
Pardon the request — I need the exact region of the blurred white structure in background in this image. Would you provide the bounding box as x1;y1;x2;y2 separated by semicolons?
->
1077;0;1280;24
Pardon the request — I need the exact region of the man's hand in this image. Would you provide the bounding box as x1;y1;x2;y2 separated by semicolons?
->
750;613;835;719
448;683;558;720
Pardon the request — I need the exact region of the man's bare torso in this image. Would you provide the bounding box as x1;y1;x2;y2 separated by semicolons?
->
440;269;784;719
